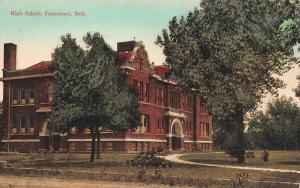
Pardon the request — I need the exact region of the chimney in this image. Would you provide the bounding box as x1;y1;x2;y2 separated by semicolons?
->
4;43;17;71
117;41;137;52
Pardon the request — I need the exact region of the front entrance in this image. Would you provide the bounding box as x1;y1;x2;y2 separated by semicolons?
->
169;118;183;151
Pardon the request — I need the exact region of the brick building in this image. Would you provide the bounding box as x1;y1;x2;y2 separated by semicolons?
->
0;41;213;153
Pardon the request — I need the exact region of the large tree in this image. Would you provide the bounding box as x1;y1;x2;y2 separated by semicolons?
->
247;97;300;150
156;0;300;163
50;33;140;163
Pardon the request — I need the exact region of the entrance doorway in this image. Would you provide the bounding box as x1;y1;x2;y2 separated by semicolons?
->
170;119;183;151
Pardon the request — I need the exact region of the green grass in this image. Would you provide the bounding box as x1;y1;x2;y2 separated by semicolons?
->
0;151;299;183
180;150;300;171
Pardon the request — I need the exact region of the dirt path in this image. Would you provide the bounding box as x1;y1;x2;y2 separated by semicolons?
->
0;175;179;188
165;154;300;174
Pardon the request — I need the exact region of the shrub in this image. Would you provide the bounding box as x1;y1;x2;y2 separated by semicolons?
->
245;151;255;158
151;168;162;180
261;150;269;162
127;150;171;167
135;166;146;181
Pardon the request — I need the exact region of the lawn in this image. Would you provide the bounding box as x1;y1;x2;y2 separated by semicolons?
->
0;151;299;183
180;150;300;171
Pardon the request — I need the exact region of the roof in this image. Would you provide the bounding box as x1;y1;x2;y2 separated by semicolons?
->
26;61;54;71
1;61;54;80
154;65;172;74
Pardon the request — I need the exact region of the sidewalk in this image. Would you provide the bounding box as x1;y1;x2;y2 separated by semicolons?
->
165;154;300;174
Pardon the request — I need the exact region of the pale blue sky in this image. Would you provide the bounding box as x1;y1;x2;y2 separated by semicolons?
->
0;0;200;69
0;0;299;108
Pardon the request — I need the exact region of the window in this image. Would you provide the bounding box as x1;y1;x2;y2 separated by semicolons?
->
12;89;19;104
12;115;34;134
20;116;26;133
170;91;180;109
48;84;53;103
29;90;35;104
144;83;149;102
25;89;30;104
138;81;144;101
135;114;149;133
206;123;210;136
86;142;92;151
12;116;18;134
70;143;76;152
143;115;149;133
157;118;160;130
185;121;188;134
106;142;113;151
21;89;26;104
134;81;148;103
155;87;164;106
200;97;207;113
162;117;165;133
187;95;192;109
12;89;34;105
29;116;34;133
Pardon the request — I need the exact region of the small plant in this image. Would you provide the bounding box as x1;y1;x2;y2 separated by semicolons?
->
151;168;162;180
261;150;269;162
100;167;106;175
167;173;176;186
232;172;250;188
135;166;146;181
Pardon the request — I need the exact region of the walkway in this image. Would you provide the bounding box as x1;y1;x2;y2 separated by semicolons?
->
165;154;300;174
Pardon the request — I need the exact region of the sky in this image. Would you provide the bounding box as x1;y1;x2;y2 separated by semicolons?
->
0;0;299;110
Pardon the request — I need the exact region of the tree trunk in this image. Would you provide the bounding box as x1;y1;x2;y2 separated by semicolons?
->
96;129;101;159
90;127;96;163
237;123;245;163
236;108;245;164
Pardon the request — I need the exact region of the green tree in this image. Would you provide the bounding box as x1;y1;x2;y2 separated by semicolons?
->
248;97;300;150
50;33;140;163
156;0;300;163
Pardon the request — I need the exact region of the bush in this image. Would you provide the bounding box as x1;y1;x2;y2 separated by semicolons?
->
261;150;269;162
151;168;162;180
135;166;146;181
245;151;255;158
127;150;171;168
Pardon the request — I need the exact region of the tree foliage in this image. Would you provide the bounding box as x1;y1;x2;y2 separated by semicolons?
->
156;0;300;163
50;33;140;162
247;97;300;150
